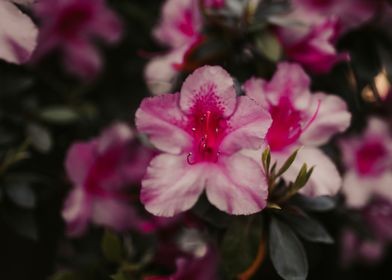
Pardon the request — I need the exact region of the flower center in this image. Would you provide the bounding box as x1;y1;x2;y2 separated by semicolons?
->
187;110;226;164
266;97;320;151
55;3;93;39
355;140;388;176
177;9;197;38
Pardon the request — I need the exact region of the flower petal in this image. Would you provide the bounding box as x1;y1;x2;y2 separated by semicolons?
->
62;188;92;237
206;153;268;215
65;141;97;186
179;66;237;117
278;147;342;196
0;1;37;64
300;93;351;146
141;153;206;217
220;96;272;154
136;93;192;154
242;77;269;108
144;47;186;95
91;197;141;231
342;171;374;208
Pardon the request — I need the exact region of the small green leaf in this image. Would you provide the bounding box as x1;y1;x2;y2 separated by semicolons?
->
276;149;298;177
221;216;263;277
269;217;308;280
102;230;123;263
255;32;283;62
39;107;79;124
262;147;271;172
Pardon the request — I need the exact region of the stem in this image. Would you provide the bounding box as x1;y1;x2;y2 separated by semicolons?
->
238;237;266;280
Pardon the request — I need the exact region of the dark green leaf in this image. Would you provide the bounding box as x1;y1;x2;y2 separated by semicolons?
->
26;123;52;153
291;194;337;212
221;216;263;277
5;181;36;209
269;217;308;280
102;230;123;263
111;271;132;280
255;32;282;62
279;210;333;244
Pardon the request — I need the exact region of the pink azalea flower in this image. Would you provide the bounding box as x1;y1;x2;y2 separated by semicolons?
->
145;0;203;95
277;18;350;74
33;0;122;79
136;65;272;217
0;0;37;64
146;229;219;280
293;0;380;32
243;62;351;196
62;123;155;236
340;118;392;208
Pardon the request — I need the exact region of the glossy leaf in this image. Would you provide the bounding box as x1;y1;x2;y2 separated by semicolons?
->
269;217;308;280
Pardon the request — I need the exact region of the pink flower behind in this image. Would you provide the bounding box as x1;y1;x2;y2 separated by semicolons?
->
243;62;351;196
33;0;122;79
0;0;37;64
277;19;350;74
136;65;272;217
63;123;155;237
340;118;392;208
145;0;203;95
203;0;225;9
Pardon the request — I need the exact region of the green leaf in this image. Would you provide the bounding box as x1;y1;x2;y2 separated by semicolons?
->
39;107;79;124
26;123;52;153
279;210;333;244
291;194;337;212
276;149;298;177
102;230;123;263
5;181;36;209
269;217;308;280
255;32;282;62
111;271;130;280
221;216;263;277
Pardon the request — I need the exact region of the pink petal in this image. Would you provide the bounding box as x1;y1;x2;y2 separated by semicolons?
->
300;93;351;146
153;0;201;48
206;153;268;215
278;147;342;196
220;96;272;154
0;1;37;64
97;122;134;153
63;40;102;79
62;188;92;237
65;141;97;186
136;93;192;154
242;78;269;108
342;171;374;208
141;153;206;217
144;47;187;95
179;66;237;117
91;197;141;231
264;63;312;108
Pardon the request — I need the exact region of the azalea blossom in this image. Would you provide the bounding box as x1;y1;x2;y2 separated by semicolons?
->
340;118;392;208
276;18;349;74
33;0;122;79
203;0;225;9
146;229;219;280
145;0;203;95
0;0;37;64
270;0;380;73
136;65;272;217
62;123;155;236
243;62;351;196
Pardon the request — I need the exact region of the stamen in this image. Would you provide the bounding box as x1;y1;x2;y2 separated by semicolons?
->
302;99;321;132
187;152;196;165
